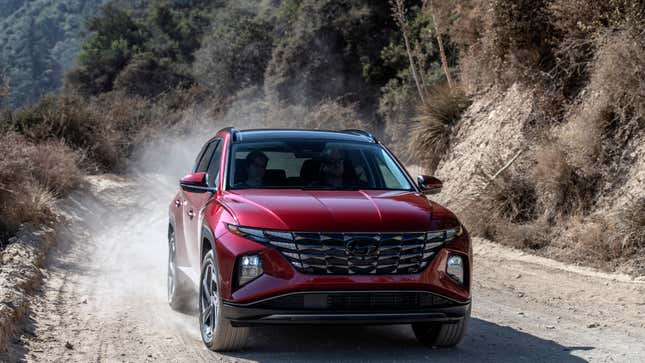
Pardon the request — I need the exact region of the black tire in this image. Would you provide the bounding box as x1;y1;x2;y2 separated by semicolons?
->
199;249;249;351
168;228;192;312
412;305;471;348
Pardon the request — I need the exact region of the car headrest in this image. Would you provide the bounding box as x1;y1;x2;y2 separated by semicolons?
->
300;159;322;181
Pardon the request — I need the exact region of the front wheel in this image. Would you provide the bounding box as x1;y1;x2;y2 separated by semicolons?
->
199;250;249;351
412;305;470;348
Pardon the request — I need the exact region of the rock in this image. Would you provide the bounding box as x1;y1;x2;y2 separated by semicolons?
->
515;273;522;279
587;322;600;328
546;325;556;330
65;341;74;350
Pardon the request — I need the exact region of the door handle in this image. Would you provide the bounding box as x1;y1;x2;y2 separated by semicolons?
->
187;209;195;219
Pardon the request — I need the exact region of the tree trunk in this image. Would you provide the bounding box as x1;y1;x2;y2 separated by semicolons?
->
427;0;454;89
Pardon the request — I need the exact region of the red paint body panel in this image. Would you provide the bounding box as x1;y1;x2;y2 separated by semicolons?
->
220;189;435;232
169;129;471;309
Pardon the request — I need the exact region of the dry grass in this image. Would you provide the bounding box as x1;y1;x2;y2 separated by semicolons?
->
458;155;543;247
454;0;556;91
0;133;81;246
562;198;644;269
410;84;470;173
532;142;599;218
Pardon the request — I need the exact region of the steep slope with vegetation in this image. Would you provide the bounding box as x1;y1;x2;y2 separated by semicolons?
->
427;0;645;274
0;0;643;275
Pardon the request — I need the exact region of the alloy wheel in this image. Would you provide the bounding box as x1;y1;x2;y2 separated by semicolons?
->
200;260;218;342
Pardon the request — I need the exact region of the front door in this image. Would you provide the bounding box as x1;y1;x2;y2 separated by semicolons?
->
182;139;223;275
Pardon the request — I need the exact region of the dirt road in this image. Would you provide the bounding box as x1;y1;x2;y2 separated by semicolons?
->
7;175;645;362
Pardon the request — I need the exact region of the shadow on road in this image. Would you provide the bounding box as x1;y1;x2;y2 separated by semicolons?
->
224;319;592;362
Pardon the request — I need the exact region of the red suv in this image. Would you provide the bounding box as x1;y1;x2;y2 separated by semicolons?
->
168;128;471;351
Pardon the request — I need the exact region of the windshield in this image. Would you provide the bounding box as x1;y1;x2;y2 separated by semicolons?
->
227;140;414;191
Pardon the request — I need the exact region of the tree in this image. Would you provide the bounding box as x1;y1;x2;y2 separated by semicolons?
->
69;5;148;95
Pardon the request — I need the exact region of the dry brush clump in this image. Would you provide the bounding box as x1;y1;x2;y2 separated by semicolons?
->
409;84;470;173
458;155;545;249
0;133;81;246
8;95;119;171
454;0;556;92
532;142;600;219
562;197;645;270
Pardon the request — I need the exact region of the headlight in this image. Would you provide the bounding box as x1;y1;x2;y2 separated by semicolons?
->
425;225;463;249
237;254;263;286
445;225;463;241
446;254;465;285
227;224;268;241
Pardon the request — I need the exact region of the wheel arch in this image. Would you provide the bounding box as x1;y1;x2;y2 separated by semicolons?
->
201;224;216;261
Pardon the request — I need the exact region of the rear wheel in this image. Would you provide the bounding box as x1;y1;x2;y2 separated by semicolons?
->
412;305;470;348
168;228;191;311
199;250;249;351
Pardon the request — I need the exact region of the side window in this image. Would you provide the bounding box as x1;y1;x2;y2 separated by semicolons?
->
196;140;218;173
206;142;223;187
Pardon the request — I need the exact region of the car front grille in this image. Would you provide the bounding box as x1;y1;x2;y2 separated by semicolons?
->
250;291;458;311
263;231;447;275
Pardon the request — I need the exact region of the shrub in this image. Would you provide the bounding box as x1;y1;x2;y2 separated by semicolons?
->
0;133;80;246
454;0;556;91
113;52;193;98
532;142;599;218
10;95;119;171
409;84;470;172
69;4;148;96
564;198;645;268
458;154;542;247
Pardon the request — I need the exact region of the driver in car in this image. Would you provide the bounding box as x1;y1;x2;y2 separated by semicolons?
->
244;151;268;187
319;148;346;188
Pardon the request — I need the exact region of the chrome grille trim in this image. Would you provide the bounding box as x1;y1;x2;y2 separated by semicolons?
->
264;231;443;275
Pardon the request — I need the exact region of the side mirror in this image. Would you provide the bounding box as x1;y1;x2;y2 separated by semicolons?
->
180;172;212;193
417;175;442;195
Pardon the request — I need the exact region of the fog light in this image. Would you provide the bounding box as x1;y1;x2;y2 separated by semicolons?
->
446;255;465;285
238;254;263;286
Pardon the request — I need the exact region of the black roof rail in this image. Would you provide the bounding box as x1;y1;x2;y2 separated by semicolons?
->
218;127;240;141
341;129;377;143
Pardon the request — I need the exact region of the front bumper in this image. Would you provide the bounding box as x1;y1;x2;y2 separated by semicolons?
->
221;290;470;326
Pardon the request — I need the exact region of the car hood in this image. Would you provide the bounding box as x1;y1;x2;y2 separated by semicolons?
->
221;189;458;232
